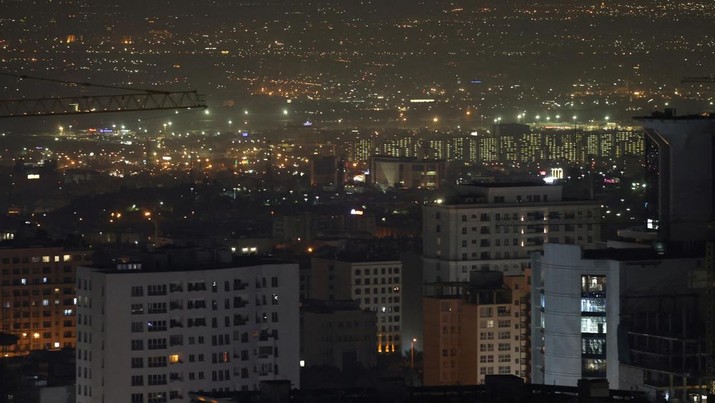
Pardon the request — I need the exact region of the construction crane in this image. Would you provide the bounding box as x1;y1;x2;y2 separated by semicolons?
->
0;72;206;118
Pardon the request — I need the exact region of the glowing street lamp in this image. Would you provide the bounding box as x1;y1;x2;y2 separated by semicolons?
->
411;338;417;369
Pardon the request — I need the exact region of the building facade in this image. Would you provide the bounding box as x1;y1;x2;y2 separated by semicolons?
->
75;257;299;403
636;112;715;241
422;183;600;280
531;243;703;400
369;156;445;191
300;299;377;371
0;245;92;356
311;256;402;354
422;271;530;386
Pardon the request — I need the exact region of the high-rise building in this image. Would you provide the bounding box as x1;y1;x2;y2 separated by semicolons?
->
0;245;93;356
422;270;530;386
75;253;299;403
422;183;600;280
311;255;402;353
531;243;703;401
635;111;715;241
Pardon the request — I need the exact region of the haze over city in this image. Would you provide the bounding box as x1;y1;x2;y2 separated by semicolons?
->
0;1;714;402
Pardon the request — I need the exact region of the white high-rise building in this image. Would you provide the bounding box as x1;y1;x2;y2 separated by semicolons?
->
531;243;701;400
75;256;299;403
423;183;600;280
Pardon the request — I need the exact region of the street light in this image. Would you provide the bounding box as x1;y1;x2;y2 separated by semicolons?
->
411;338;417;369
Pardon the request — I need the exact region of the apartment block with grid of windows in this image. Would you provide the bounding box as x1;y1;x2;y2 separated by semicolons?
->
311;256;402;354
75;254;299;403
423;183;600;281
422;270;530;386
0;245;92;356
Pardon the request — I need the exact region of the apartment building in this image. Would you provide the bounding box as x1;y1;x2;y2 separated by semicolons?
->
422;270;530;386
311;255;402;354
75;252;299;403
423;183;600;280
0;245;92;356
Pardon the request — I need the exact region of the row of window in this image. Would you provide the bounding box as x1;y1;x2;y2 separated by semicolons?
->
353;277;400;285
131;277;280;297
479;343;520;352
479;331;514;340
0;254;78;265
354;267;400;276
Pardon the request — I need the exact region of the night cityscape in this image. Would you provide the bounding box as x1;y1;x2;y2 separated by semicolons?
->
0;0;714;402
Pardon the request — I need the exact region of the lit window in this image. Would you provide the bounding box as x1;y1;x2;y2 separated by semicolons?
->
169;354;180;364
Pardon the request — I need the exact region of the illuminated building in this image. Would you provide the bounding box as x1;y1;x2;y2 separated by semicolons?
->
0;246;92;356
422;183;600;280
75;252;299;402
422;270;530;386
635;111;715;241
369;156;445;190
311;256;402;354
300;299;377;370
531;244;703;401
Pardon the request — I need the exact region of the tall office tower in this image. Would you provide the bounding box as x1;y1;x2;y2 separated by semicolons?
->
635;111;715;241
531;244;703;401
75;253;299;403
311;256;402;354
0;245;93;356
422;183;600;280
422;270;530;386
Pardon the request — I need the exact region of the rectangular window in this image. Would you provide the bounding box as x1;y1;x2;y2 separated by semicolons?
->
148;356;167;367
148;302;166;314
582;358;607;377
131;286;143;297
131;340;143;351
582;337;607;356
581;275;606;297
147;320;166;332
580;298;606;313
581;317;607;334
148;338;167;350
131;375;143;386
147;374;167;385
147;284;167;296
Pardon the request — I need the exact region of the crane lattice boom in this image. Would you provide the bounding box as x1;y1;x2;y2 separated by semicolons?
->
0;91;206;118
